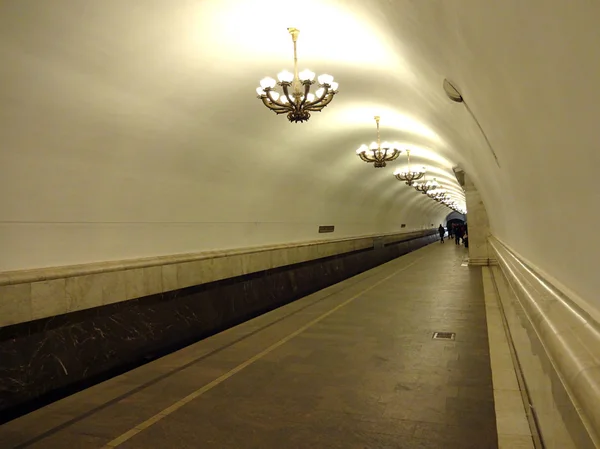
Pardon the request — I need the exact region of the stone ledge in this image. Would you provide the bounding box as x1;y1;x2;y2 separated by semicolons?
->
489;237;600;447
468;258;491;266
0;230;436;327
0;230;430;286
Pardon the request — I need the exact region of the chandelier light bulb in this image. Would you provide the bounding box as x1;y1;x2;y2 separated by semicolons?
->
299;69;316;81
318;74;334;85
277;70;294;83
356;144;368;154
256;28;339;123
260;77;277;89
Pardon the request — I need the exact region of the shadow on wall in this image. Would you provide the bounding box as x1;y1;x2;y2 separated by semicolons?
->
0;230;438;424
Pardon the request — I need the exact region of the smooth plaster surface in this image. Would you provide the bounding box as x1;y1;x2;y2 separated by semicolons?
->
1;0;599;314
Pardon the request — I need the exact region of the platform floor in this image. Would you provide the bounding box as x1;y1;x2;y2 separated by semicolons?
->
0;241;499;449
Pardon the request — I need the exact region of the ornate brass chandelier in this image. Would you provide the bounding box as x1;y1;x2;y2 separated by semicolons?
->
393;150;426;186
428;189;448;201
414;177;439;194
444;198;466;214
356;116;401;168
256;28;338;123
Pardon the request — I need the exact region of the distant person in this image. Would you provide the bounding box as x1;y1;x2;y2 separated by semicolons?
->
455;225;463;245
463;231;469;248
438;224;445;243
448;224;453;239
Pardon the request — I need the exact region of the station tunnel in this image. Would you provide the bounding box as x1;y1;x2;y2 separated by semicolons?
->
1;1;599;448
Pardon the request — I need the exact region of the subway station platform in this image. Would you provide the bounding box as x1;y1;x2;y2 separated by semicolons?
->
1;242;504;449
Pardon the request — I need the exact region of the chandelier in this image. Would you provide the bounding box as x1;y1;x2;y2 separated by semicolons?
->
256;28;338;123
393;150;426;185
428;189;448;201
356;116;401;168
414;177;439;194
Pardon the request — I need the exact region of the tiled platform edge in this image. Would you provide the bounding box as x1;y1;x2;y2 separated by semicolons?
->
0;229;438;422
489;237;600;449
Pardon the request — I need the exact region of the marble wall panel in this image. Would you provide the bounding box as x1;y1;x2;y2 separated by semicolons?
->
0;231;432;327
490;238;599;448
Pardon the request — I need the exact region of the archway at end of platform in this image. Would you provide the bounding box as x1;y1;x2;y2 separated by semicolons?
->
445;211;466;227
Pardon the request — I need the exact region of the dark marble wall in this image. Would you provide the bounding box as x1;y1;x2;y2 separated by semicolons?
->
0;231;438;423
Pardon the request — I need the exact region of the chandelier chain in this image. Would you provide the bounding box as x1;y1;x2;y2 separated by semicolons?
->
289;28;300;95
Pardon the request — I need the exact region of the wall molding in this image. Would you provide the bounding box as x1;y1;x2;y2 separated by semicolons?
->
489;236;600;448
467;257;492;266
491;235;600;325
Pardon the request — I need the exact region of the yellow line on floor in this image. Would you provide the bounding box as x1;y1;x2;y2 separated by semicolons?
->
101;256;423;448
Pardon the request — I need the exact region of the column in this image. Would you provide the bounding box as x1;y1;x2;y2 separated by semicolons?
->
464;173;495;266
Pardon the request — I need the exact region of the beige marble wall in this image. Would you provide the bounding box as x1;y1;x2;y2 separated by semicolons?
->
0;230;432;328
464;173;494;266
489;237;599;449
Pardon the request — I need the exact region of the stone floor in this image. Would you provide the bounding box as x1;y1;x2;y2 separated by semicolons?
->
0;240;500;449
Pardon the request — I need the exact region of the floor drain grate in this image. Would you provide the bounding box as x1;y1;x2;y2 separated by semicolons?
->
432;332;456;340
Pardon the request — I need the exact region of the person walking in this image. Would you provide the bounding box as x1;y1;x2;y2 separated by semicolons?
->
438;224;445;243
454;225;463;245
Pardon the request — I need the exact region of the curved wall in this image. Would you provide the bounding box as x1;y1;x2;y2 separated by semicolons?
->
0;0;598;314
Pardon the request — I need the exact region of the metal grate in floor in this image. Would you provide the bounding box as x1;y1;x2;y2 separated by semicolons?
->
432;331;456;340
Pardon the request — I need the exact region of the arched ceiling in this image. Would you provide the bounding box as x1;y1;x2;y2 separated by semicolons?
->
1;0;599;310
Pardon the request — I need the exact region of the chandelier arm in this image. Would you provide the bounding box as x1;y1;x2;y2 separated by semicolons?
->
309;84;330;105
305;101;333;112
358;153;371;163
281;83;296;106
264;89;289;109
298;81;311;109
260;96;289;113
305;90;335;110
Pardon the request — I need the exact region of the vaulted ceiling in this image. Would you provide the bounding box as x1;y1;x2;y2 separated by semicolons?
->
1;0;599;309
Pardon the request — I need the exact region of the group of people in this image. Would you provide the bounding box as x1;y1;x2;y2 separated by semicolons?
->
438;223;468;247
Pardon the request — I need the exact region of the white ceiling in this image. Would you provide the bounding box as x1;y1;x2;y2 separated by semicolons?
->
1;0;599;310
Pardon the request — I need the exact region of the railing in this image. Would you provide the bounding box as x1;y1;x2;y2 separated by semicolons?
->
489;237;600;447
